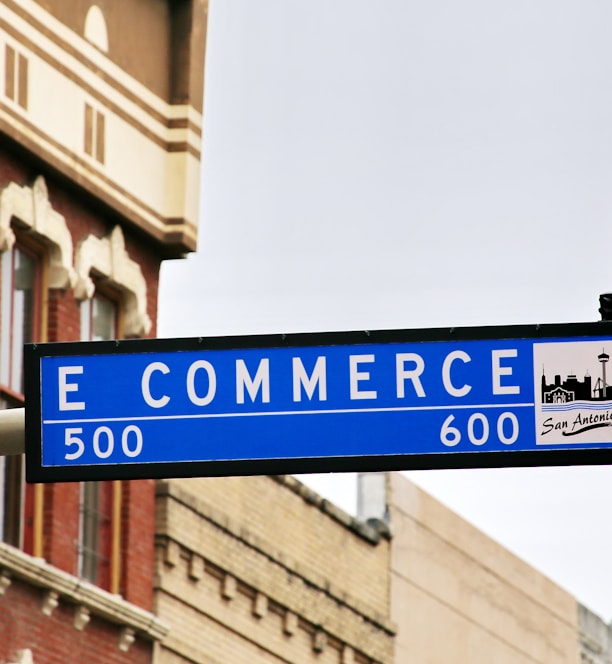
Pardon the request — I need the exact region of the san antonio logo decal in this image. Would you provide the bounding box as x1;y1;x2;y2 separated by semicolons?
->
534;340;612;445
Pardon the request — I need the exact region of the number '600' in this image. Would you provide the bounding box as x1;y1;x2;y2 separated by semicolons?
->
64;425;143;460
440;412;519;447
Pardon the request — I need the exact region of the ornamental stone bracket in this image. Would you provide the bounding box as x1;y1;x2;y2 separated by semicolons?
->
10;650;34;664
0;542;169;647
74;225;152;337
0;177;77;289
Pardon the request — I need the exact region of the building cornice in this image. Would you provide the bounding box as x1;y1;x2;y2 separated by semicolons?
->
271;474;392;543
0;542;169;646
0;1;202;256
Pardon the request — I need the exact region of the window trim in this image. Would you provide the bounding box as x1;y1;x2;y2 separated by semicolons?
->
77;479;123;594
84;102;106;165
0;230;47;556
0;177;76;290
0;237;45;396
4;43;28;110
80;285;124;341
74;225;150;337
78;287;123;592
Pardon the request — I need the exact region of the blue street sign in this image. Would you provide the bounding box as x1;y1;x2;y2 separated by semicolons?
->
24;323;612;482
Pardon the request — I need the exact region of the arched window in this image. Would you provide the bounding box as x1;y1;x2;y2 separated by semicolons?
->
84;5;109;53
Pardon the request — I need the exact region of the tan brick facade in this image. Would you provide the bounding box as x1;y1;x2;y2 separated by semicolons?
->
154;476;395;664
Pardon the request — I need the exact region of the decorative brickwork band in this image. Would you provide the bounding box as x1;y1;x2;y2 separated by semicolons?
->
283;610;297;636
342;645;356;664
221;574;237;600
164;539;180;567
252;592;268;619
188;554;204;581
312;629;327;653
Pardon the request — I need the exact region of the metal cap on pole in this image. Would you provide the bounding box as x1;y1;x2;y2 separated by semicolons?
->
599;293;612;321
0;408;25;456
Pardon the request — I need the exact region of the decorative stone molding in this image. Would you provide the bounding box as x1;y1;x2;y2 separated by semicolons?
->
15;650;33;664
74;225;152;337
74;605;91;631
342;645;356;664
41;590;59;616
164;539;180;567
283;610;297;636
155;534;385;664
0;177;77;288
312;629;327;653
0;542;168;644
188;554;204;581
118;627;136;652
221;574;237;600
0;570;11;595
252;591;268;619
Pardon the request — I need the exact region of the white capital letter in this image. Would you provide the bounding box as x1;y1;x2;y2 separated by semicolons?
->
142;362;170;408
293;357;327;402
186;360;217;406
350;354;377;400
396;353;426;398
442;351;472;397
492;349;520;395
58;366;85;411
236;359;270;404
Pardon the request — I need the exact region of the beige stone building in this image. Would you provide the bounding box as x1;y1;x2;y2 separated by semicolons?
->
359;472;581;663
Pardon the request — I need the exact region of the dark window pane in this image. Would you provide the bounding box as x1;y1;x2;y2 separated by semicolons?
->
0;244;40;550
0;453;22;547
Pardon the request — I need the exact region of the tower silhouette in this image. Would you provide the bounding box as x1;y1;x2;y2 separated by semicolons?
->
598;350;609;398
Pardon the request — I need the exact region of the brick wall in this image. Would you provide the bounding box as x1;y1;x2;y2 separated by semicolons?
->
122;480;156;609
0;143;162;342
0;141;160;600
42;483;80;576
0;116;161;662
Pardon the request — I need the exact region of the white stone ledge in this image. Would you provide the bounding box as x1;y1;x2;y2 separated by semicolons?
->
0;542;168;643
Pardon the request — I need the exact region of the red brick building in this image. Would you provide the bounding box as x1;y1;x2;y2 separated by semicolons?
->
0;1;206;661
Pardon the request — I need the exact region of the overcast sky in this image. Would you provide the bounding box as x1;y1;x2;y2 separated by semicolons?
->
159;0;612;620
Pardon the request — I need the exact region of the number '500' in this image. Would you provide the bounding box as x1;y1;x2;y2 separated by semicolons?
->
64;425;143;460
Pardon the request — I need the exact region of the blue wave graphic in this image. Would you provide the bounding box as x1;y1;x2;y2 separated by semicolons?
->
542;400;612;412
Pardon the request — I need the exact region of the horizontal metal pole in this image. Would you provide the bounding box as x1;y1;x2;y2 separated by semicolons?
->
0;408;24;455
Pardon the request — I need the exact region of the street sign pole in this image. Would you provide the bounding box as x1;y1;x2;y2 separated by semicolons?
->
24;321;612;483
